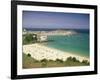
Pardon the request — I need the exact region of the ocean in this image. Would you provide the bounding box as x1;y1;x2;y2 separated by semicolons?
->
45;33;89;58
24;28;90;58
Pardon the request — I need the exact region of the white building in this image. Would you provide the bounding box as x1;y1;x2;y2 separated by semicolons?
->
37;34;48;42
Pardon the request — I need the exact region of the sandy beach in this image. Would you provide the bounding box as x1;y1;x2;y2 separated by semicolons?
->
23;43;89;62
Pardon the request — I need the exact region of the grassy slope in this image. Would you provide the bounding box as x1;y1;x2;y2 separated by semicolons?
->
23;54;89;69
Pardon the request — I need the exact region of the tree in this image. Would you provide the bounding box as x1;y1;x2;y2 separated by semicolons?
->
41;59;47;67
25;34;33;42
82;60;89;65
67;56;73;61
41;59;47;63
27;53;31;57
72;57;77;62
66;56;80;63
23;33;37;44
56;58;63;63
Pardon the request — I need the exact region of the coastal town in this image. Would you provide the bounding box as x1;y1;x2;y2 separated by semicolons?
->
23;29;77;42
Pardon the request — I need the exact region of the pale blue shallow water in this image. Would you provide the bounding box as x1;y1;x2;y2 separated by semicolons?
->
43;33;89;58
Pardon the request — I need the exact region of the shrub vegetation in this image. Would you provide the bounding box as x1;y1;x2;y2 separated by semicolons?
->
23;33;37;44
23;54;90;68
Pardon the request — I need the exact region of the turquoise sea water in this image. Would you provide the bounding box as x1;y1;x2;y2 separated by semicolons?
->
43;33;89;58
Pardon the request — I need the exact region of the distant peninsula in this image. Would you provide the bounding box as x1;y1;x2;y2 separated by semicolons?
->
23;29;78;36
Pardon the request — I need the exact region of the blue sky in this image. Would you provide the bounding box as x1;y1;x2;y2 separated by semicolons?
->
22;11;89;29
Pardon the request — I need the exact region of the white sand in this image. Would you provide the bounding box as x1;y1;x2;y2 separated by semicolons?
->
23;43;89;62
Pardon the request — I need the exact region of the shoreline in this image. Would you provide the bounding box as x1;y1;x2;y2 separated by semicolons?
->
23;43;89;62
